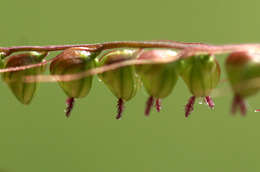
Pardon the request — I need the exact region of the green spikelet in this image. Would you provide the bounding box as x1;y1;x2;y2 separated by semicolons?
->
2;51;47;104
50;47;98;99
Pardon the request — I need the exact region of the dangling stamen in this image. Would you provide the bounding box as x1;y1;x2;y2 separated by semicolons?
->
205;96;215;109
185;96;196;118
155;98;162;112
116;98;124;120
238;96;247;116
231;95;247;116
145;96;154;116
65;97;75;118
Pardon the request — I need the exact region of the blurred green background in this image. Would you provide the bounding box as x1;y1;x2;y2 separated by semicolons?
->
0;0;260;171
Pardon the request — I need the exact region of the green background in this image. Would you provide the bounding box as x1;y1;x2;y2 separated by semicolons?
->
0;0;260;171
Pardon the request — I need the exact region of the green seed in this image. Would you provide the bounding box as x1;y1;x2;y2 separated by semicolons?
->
225;51;260;98
98;49;140;101
98;49;140;119
2;51;47;104
135;49;179;99
50;47;98;99
179;54;221;117
179;54;221;97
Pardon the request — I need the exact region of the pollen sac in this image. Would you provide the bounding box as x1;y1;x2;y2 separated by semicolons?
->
225;51;260;115
2;51;47;105
135;49;179;116
50;47;99;117
179;54;221;117
98;49;140;119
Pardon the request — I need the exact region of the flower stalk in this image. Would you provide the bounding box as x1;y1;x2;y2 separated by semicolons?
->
0;40;259;118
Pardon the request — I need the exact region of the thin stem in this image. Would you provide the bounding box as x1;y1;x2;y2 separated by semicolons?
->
1;41;260;56
1;40;260;83
24;53;183;83
0;41;200;54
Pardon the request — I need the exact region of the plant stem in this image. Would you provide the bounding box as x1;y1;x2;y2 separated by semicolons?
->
1;40;260;83
1;41;260;56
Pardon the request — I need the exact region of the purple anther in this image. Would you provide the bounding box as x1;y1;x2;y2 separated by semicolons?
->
231;95;247;116
65;97;75;118
185;96;196;118
205;96;215;109
155;98;162;112
116;98;124;120
145;96;154;116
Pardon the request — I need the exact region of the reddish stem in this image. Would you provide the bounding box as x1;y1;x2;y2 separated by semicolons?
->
116;98;124;120
155;98;162;112
1;41;260;56
185;96;196;118
145;96;154;116
205;96;215;109
1;41;260;85
65;97;75;118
